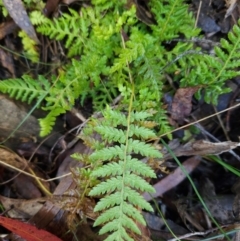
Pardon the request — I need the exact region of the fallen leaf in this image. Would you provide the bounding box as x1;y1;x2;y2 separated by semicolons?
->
0;21;18;41
225;0;237;18
174;198;204;231
0;48;16;77
163;140;240;158
0;216;63;241
171;87;199;122
43;0;60;17
0;195;44;218
2;0;40;43
143;156;201;201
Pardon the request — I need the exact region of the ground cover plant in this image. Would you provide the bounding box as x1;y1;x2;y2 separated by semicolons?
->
0;0;240;240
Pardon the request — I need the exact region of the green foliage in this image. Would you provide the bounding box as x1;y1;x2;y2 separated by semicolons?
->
1;0;239;135
18;30;39;63
1;0;240;239
0;75;49;104
77;107;161;240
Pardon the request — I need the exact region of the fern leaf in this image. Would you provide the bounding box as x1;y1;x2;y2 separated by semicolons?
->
39;107;66;136
0;75;48;104
90;146;125;162
18;30;39;63
127;139;162;158
97;212;141;235
30;10;49;25
89;177;123;195
95;126;126;143
129;124;156;139
92;158;155;178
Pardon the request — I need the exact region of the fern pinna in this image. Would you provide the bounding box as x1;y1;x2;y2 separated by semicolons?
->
75;106;161;241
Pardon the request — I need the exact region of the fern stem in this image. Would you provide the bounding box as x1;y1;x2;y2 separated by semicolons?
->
118;30;136;239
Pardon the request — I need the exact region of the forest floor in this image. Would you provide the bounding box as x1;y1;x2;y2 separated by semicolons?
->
0;0;240;241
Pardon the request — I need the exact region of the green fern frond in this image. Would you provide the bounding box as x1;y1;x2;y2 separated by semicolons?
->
30;10;49;25
36;8;94;57
39;107;66;136
80;107;161;240
180;19;240;104
18;30;39;63
0;75;49;104
150;0;200;41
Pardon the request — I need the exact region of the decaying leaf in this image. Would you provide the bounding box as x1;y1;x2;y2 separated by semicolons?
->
0;216;63;241
0;195;44;218
0;21;18;41
0;48;16;77
43;0;60;17
174;198;205;231
163;140;240;159
0;147;26;169
225;0;238;18
200;178;235;224
143;156;201;201
3;0;40;43
171;87;200;122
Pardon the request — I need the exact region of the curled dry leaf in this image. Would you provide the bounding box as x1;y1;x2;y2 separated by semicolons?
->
0;21;18;41
162;140;240;159
3;0;40;44
171;87;200;122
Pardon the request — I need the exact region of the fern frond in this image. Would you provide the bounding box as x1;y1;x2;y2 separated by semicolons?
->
150;0;200;41
39;107;66;136
18;30;39;63
0;75;49;104
36;8;93;57
81;107;161;240
30;10;49;25
180;19;240;104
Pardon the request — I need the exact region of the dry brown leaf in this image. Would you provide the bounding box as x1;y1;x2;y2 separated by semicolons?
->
0;21;18;41
143;156;201;201
163;140;240;159
0;195;44;218
171;87;200;122
0;48;16;77
174;198;204;231
225;0;238;18
0;147;26;169
3;0;40;43
43;0;60;17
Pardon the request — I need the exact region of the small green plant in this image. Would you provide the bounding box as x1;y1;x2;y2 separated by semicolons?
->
73;105;161;240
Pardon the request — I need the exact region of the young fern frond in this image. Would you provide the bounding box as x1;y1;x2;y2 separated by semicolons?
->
81;107;161;240
150;0;200;40
18;30;39;63
36;8;95;57
180;19;240;103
